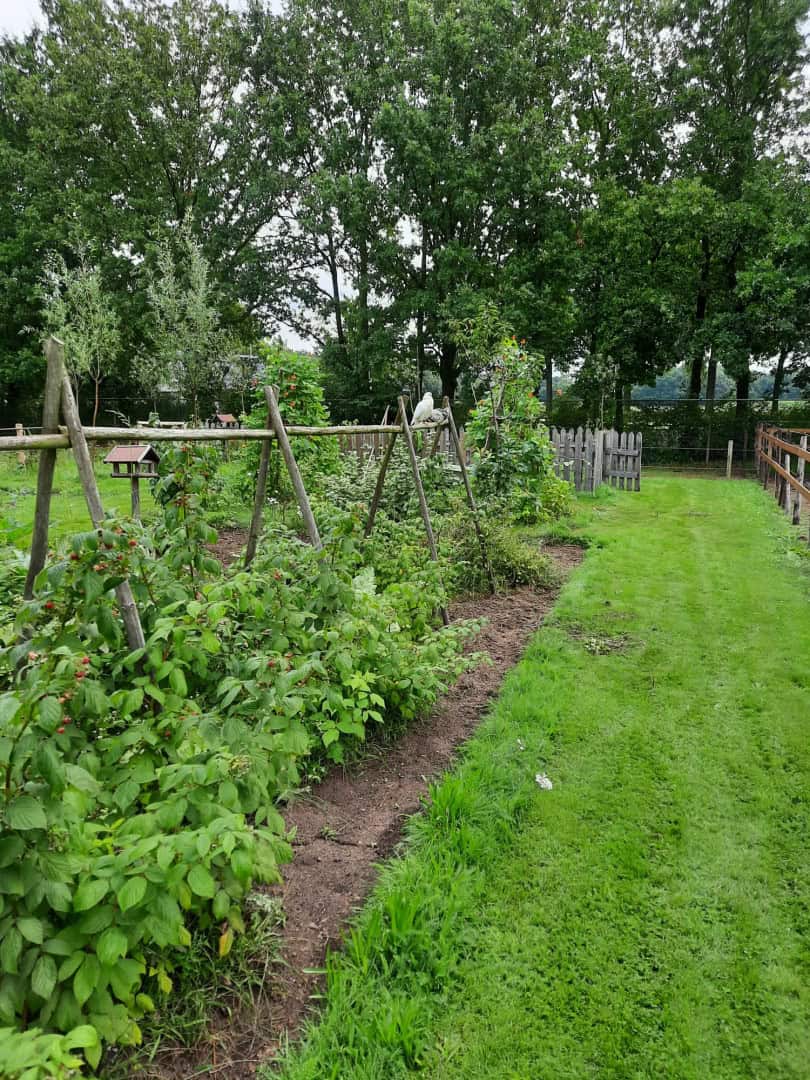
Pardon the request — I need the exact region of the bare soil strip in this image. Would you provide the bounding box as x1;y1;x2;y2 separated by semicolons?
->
142;543;582;1079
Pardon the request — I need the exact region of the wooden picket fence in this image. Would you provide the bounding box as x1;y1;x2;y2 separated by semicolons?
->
338;424;642;493
549;428;642;492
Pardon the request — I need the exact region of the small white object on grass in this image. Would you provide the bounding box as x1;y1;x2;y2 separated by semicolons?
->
411;391;434;425
535;773;553;790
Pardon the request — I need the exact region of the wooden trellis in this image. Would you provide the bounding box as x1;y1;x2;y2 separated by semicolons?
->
3;338;495;648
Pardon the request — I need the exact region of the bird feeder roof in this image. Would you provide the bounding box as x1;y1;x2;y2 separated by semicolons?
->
104;445;159;464
215;413;237;424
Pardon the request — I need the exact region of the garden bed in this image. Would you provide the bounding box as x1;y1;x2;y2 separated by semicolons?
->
139;545;582;1079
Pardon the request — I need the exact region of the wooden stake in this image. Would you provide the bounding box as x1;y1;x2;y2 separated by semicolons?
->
245;407;274;567
797;436;807;533
726;440;733;480
364;431;398;538
25;337;65;599
265;386;321;549
60;371;146;651
15;424;25;467
398;396;449;625
444;397;496;592
130;476;141;521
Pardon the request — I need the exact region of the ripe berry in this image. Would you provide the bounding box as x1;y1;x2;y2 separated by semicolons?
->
27;651;38;661
128;539;137;548
70;552;80;562
163;730;171;738
57;726;65;735
81;656;90;665
45;600;55;610
63;717;72;725
75;671;86;680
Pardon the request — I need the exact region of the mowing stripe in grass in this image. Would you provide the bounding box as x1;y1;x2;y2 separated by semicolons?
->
270;477;810;1080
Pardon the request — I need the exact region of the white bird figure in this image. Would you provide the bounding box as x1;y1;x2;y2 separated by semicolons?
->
411;391;434;426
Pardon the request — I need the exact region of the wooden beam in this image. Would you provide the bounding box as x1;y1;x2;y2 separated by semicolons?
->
265;386;321;549
398;396;449;626
60;372;146;651
25;337;65;599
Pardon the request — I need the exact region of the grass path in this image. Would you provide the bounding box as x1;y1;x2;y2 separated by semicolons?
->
273;477;810;1080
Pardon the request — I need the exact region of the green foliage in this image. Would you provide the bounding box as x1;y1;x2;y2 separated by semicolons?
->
137;220;232;423
39;249;120;424
239;345;341;505
0;447;475;1069
463;334;572;524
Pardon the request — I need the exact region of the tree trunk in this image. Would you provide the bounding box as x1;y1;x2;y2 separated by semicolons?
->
614;380;624;432
735;366;750;452
545;357;553;426
771;347;787;419
93;378;101;428
326;231;345;348
440;341;458;402
704;351;717;465
688;235;711;399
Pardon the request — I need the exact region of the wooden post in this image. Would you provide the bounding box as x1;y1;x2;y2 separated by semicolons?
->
15;424;26;466
364;430;398;538
25;337;65;599
130;476;141;521
796;436;807;531
726;440;734;480
60;371;146;651
398;396;449;625
245;404;274;566
444;398;495;591
265;386;321;549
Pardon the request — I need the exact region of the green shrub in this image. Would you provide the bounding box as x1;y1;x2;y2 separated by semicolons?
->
0;454;475;1070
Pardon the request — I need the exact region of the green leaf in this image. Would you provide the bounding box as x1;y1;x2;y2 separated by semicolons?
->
187;864;216;899
73;878;108;912
38;696;62;727
17;916;44;944
97;927;128;966
0;694;22;726
6;795;47;830
31;954;57;1000
74;953;100;1006
35;742;65;792
64;1024;101;1050
117;876;148;912
200;629;220;653
169;667;188;696
0;926;22;974
65;764;101;794
0;836;24;868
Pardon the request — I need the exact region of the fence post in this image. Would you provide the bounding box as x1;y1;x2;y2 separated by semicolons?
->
15;424;25;466
25;337;65;599
726;440;734;480
265;385;321;550
796;436;807;531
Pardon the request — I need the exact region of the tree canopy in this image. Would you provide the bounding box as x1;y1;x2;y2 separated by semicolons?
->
1;0;808;424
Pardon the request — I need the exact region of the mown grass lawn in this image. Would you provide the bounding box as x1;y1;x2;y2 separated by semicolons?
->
273;476;810;1080
0;450;158;543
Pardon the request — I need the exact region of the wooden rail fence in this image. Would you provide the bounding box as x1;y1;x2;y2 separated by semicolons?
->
549;428;642;492
755;425;810;539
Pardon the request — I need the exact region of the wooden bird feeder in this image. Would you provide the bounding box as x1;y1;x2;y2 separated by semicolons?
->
104;444;160;520
212;413;238;428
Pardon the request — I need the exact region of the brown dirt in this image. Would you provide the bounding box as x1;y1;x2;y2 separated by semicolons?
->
138;545;583;1080
208;527;249;568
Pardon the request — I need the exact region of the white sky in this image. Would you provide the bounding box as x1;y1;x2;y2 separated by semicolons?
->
0;0;41;38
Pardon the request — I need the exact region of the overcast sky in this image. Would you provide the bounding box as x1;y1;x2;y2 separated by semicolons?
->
0;0;42;38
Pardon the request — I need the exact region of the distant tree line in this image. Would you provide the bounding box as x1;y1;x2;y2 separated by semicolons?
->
1;0;809;429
